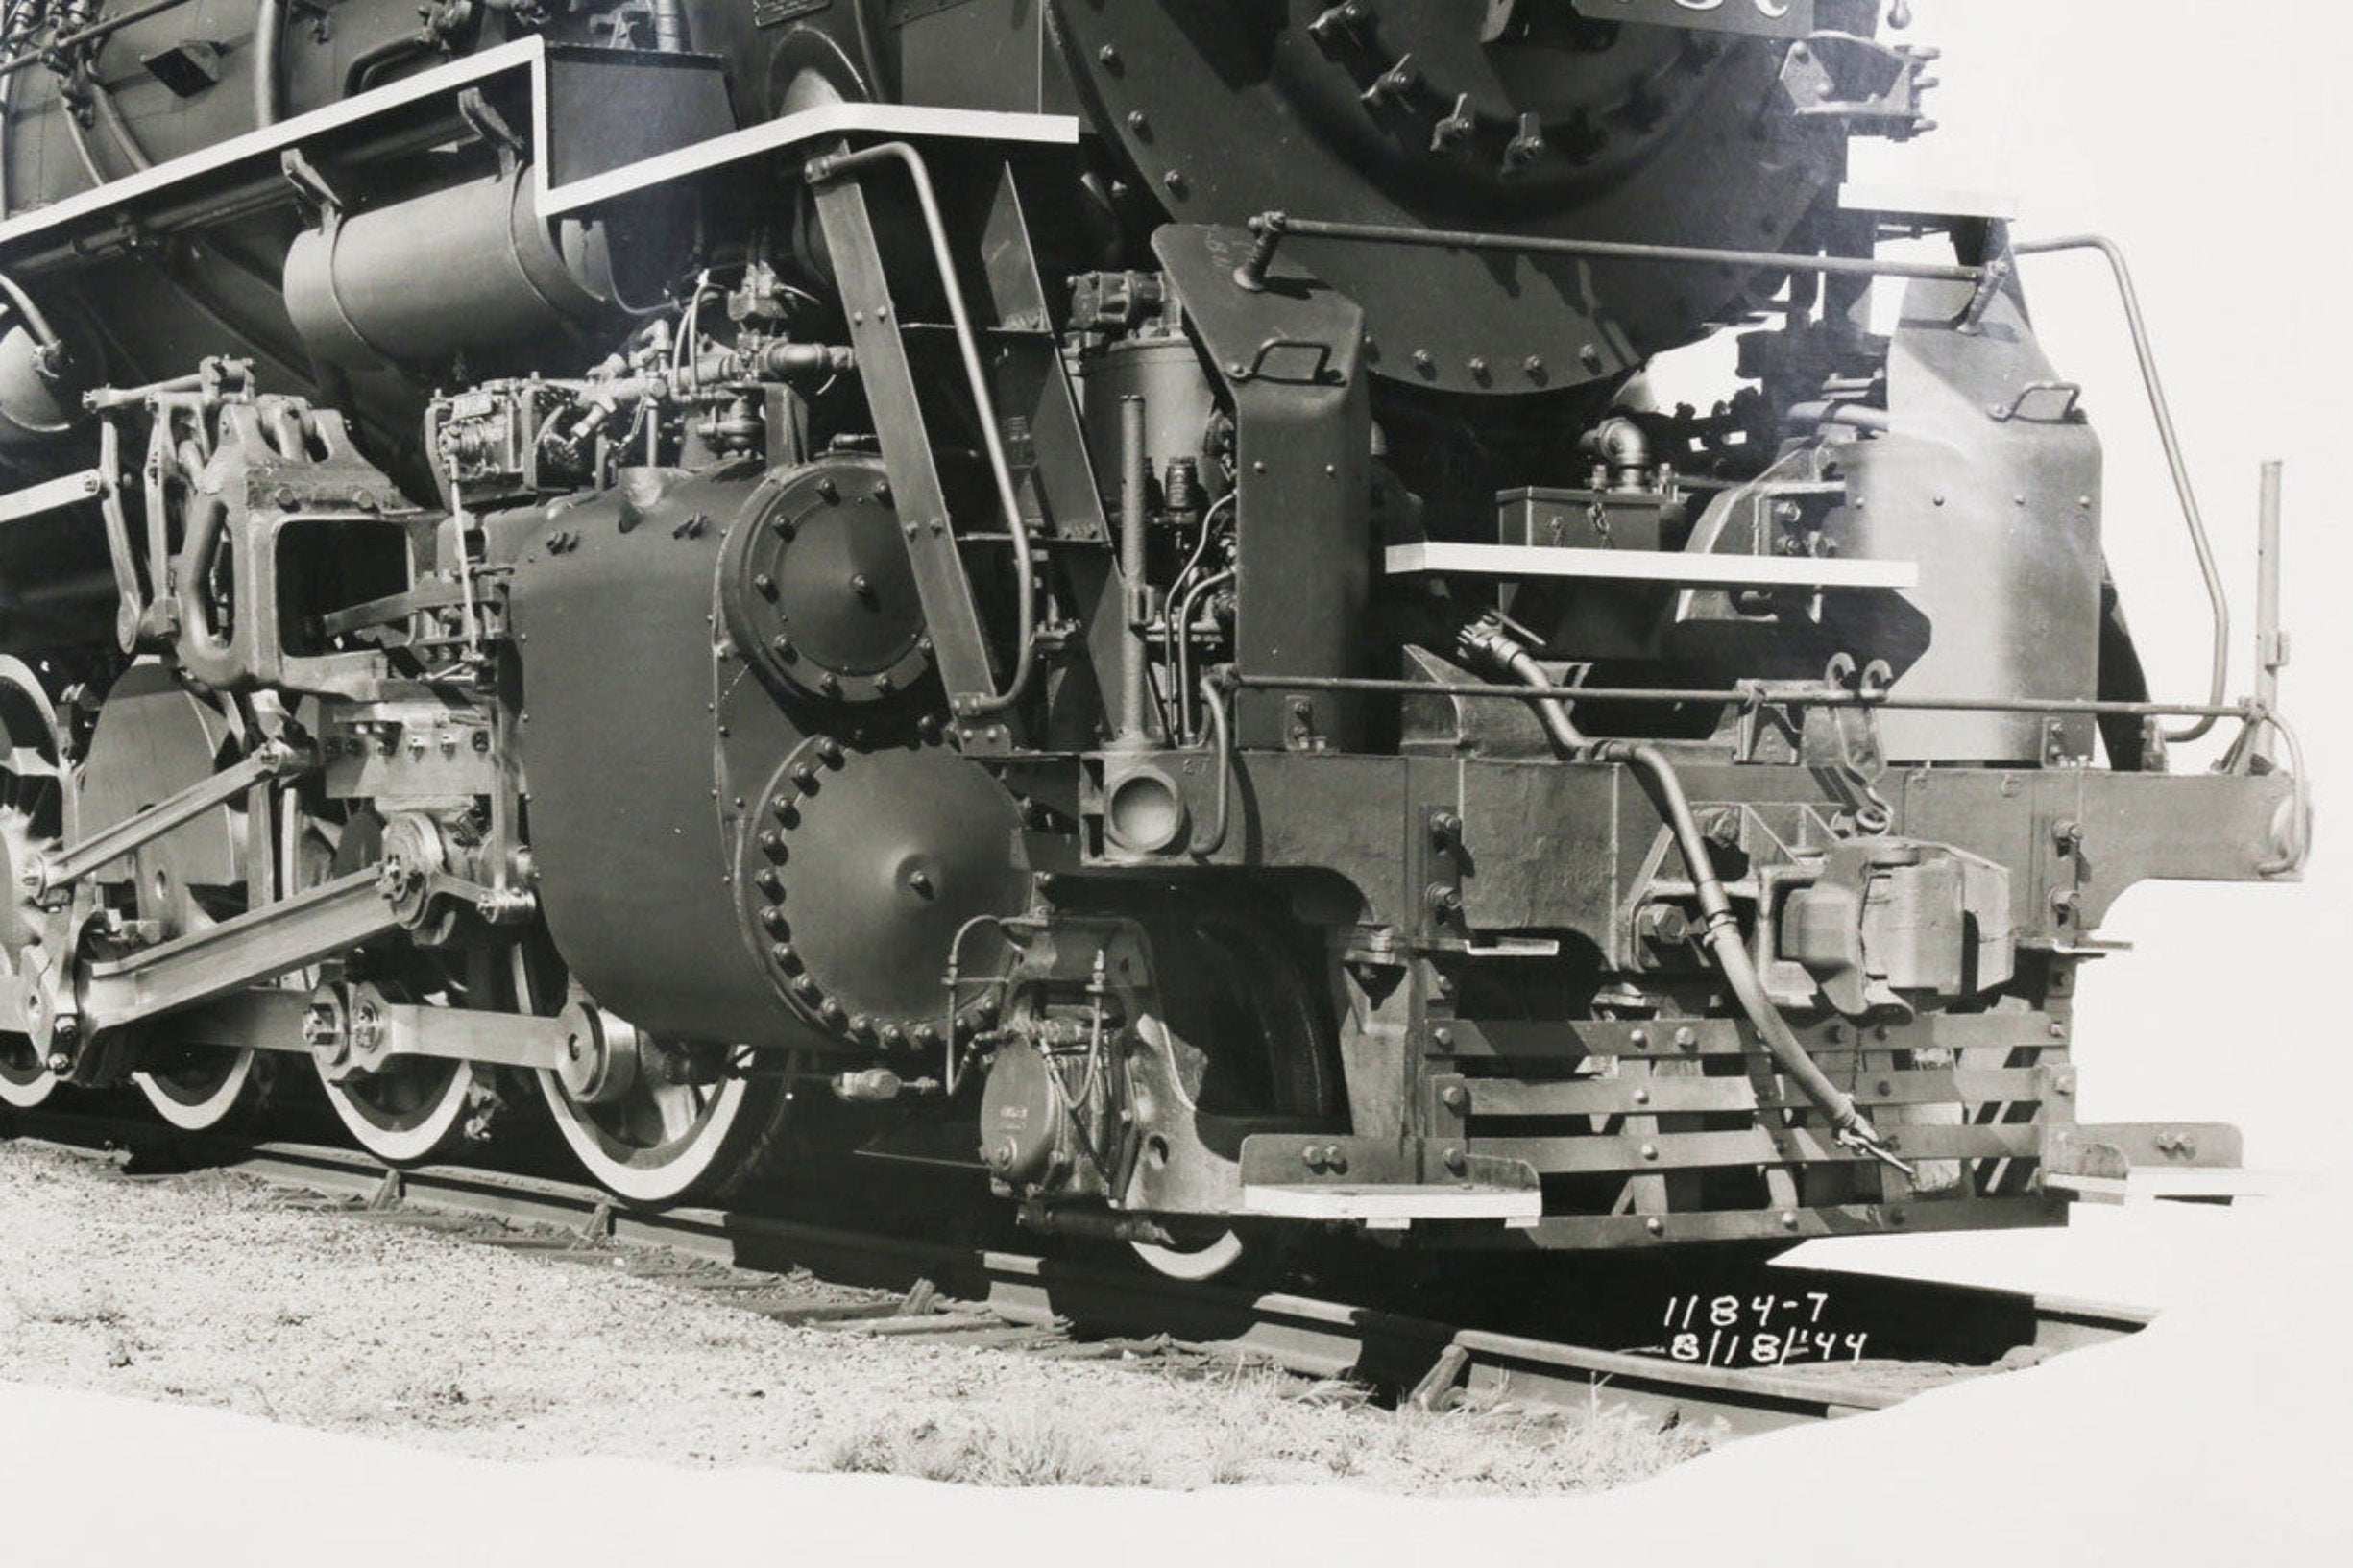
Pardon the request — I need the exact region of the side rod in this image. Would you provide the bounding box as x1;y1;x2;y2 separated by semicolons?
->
34;736;315;896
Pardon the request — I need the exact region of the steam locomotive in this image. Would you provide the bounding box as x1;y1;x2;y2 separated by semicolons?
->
0;0;2303;1277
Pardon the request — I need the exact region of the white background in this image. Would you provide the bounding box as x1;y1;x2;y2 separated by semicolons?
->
1838;0;2350;1173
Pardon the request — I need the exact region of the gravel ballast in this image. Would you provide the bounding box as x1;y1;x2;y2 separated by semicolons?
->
0;1140;1717;1493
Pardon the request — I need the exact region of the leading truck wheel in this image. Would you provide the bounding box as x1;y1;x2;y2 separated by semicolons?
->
1121;914;1342;1285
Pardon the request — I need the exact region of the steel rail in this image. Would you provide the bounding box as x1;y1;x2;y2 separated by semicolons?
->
0;1113;2151;1436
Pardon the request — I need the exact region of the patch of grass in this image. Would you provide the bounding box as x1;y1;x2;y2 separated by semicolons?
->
4;1280;127;1328
826;1409;1120;1488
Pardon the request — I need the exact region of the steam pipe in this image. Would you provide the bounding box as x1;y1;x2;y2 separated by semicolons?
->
1172;568;1232;744
1592;740;1913;1179
254;0;286;127
85;65;154;171
1113;394;1153;749
0;267;60;348
1189;672;1233;857
0;0;202;83
1785;401;1892;435
2255;461;2285;720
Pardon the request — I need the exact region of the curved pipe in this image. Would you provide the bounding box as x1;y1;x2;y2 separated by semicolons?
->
56;84;111;187
2015;235;2229;743
254;0;286;128
1785;400;1892;435
1172;567;1232;743
1593;741;1909;1176
0;265;60;348
342;36;432;97
2256;711;2313;880
1459;618;1586;755
808;141;1035;713
85;64;153;171
1188;673;1233;857
852;0;890;96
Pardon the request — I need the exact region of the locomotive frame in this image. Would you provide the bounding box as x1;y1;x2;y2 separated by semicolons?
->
0;1;2307;1278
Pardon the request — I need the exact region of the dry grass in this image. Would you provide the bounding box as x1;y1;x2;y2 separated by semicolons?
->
822;1361;1722;1492
0;1141;1723;1495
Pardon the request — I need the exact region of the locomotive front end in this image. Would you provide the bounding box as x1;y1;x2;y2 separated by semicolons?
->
0;0;2304;1276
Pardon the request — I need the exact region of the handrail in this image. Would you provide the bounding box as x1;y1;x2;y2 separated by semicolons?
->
2013;234;2230;743
1230;213;2237;747
0;0;204;84
1226;670;2260;722
1230;210;1988;293
803;139;1037;714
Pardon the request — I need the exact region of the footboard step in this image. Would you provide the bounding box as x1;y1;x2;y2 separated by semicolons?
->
2043;1168;2278;1205
2041;1122;2260;1205
1242;1183;1543;1230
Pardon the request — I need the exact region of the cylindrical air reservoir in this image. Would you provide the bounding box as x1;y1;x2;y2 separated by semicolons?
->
283;164;620;369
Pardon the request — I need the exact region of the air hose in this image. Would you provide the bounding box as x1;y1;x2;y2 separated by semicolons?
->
1594;740;1915;1182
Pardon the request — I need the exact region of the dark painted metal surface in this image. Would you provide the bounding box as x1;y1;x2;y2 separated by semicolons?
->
1051;0;1849;395
505;467;811;1049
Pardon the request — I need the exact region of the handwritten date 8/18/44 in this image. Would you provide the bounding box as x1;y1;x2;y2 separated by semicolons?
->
1662;1293;1870;1368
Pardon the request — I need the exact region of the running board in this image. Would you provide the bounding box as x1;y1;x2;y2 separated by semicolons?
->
1384;541;1919;591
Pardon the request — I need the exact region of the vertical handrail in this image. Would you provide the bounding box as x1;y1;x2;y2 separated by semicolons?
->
2255;460;2285;720
804;140;1037;714
2014;234;2230;743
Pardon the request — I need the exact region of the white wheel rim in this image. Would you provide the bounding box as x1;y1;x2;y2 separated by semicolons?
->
0;1045;57;1109
537;1069;755;1206
319;1058;480;1165
1130;1228;1250;1283
134;1049;261;1131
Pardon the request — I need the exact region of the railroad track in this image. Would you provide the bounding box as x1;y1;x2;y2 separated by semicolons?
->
1;1110;2153;1439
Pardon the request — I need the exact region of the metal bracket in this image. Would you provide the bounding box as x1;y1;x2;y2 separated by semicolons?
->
456;87;525;174
279;148;343;224
1956;254;2012;335
1230;335;1341;385
1988;380;2084;423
